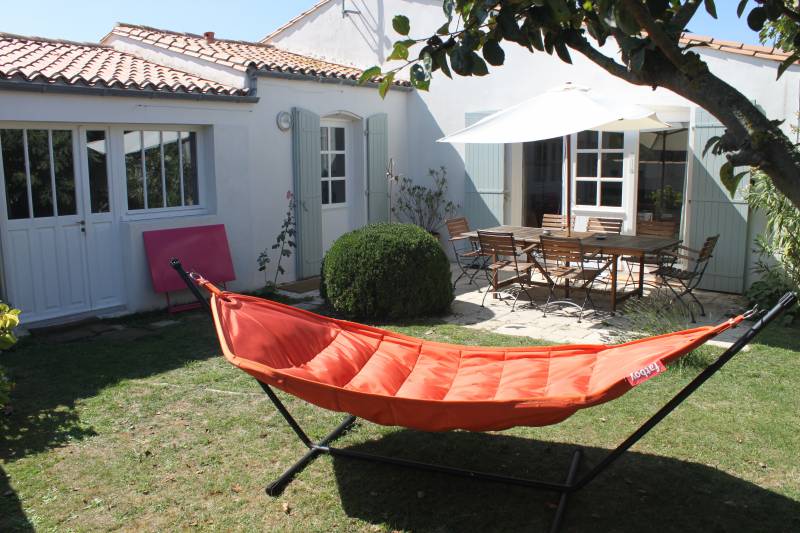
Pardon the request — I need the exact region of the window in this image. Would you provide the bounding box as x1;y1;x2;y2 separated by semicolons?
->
320;125;346;205
0;128;76;219
574;131;624;208
123;130;199;211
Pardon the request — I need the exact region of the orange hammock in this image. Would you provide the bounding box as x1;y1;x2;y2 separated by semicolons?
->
172;260;794;532
201;277;741;432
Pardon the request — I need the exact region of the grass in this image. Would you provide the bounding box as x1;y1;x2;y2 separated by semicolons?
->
1;308;799;532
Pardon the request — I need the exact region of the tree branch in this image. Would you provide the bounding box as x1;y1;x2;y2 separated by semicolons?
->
621;0;686;68
672;0;703;30
563;30;648;85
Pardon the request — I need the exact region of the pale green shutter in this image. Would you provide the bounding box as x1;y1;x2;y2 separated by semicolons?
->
367;113;389;223
687;107;749;293
464;112;504;228
292;107;322;278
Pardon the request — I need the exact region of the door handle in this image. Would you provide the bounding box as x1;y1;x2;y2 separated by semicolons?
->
78;220;86;233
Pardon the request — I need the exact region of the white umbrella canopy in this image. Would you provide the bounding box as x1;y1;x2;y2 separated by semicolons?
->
438;83;669;144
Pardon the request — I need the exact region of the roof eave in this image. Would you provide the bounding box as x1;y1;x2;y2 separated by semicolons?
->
253;69;412;92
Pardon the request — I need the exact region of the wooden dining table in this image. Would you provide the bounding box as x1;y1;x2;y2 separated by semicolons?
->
462;225;680;312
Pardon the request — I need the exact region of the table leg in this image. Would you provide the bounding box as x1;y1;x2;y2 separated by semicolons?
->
638;254;645;297
492;253;499;300
611;254;618;313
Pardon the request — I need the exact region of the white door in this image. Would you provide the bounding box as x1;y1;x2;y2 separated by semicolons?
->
0;126;123;322
320;120;353;252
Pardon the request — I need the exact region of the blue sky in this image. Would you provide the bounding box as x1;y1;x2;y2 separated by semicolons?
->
0;1;764;46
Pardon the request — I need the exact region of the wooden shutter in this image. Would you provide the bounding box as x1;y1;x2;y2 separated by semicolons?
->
687;107;749;293
292;107;322;279
464;112;504;228
366;113;389;223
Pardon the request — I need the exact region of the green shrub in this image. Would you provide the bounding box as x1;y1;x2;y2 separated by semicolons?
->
321;223;453;319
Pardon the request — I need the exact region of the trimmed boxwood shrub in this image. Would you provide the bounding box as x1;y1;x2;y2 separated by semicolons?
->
320;223;453;319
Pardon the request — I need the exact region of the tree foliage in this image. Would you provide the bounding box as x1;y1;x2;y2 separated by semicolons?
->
362;0;800;211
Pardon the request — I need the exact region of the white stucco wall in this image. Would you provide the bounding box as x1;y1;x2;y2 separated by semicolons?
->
0;75;407;319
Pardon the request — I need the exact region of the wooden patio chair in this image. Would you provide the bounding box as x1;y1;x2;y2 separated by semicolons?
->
477;230;538;311
653;235;719;322
445;217;489;288
622;220;679;290
539;235;613;322
541;213;575;232
586;217;623;234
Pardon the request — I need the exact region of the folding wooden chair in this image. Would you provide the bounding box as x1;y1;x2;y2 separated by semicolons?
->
541;213;575;232
586;217;623;234
477;230;538;311
653;235;719;322
445;217;489;288
622;220;679;290
539;236;613;322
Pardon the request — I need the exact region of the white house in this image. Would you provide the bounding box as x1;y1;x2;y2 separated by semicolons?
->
0;0;797;325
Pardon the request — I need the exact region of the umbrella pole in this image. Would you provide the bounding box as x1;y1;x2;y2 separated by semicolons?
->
565;134;572;236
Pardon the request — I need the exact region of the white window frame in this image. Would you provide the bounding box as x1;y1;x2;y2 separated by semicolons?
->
320;122;348;209
573;131;626;209
120;127;206;219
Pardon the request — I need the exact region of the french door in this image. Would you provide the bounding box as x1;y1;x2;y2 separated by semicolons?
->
0;125;124;322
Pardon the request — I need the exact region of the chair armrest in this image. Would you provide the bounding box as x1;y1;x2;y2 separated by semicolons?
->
519;243;539;255
449;235;470;242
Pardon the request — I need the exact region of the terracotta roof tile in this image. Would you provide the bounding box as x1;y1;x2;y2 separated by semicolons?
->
110;22;406;86
0;32;249;97
680;33;796;65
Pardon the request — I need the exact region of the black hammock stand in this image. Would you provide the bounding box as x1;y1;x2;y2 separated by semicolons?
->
170;258;796;533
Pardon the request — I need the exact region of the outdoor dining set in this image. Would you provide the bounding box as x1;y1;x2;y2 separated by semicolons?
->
446;215;718;322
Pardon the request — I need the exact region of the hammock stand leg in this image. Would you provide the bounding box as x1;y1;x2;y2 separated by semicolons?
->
168;258;796;533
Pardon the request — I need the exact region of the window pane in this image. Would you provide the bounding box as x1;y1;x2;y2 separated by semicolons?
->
331;154;345;177
86;130;109;213
576;180;597;205
163;132;182;207
1;129;29;219
27;130;54;218
321;154;329;178
124;130;144;210
602;132;624;149
601;181;623;207
321;180;329;204
52;130;76;216
181;132;199;206
331;179;345;203
576;153;597;178
601;153;623;178
333;127;345;151
144;131;163;209
320;127;329;151
577;130;597;149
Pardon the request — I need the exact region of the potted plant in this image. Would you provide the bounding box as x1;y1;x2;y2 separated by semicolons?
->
390;166;459;237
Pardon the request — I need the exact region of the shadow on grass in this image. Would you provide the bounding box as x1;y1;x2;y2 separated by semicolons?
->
0;313;217;461
331;429;800;532
0;466;33;532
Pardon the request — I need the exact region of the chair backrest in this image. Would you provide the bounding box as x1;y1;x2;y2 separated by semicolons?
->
445;217;470;239
637;220;678;237
539;236;584;267
477;231;518;259
541;213;574;231
587;217;623;234
697;235;719;264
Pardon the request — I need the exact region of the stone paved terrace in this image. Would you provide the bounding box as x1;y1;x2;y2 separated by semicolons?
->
444;263;749;347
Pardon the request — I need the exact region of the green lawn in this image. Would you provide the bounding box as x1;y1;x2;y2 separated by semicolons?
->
1;309;799;532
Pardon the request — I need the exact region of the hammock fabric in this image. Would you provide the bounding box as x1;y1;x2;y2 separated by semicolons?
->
200;278;743;432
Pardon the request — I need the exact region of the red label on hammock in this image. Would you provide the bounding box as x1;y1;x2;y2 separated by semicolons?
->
627;361;666;387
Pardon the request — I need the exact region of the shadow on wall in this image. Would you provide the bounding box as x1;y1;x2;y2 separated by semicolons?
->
0;467;33;532
346;0;389;64
0;313;218;461
332;429;800;532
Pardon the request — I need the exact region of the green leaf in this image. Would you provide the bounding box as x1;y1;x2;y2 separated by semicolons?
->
736;0;748;18
482;39;505;66
358;66;382;84
529;28;545;52
546;0;572;22
449;45;473;75
777;52;800;79
746;7;767;31
470;53;489;76
437;21;451;35
720;162;749;198
388;42;409;61
703;0;717;19
702;135;721;157
433;49;453;78
555;40;572;64
614;6;640;35
378;72;395;99
392;15;410;36
410;64;430;91
630;47;645;72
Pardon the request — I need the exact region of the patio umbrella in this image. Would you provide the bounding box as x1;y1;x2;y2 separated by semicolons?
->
438;83;669;234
